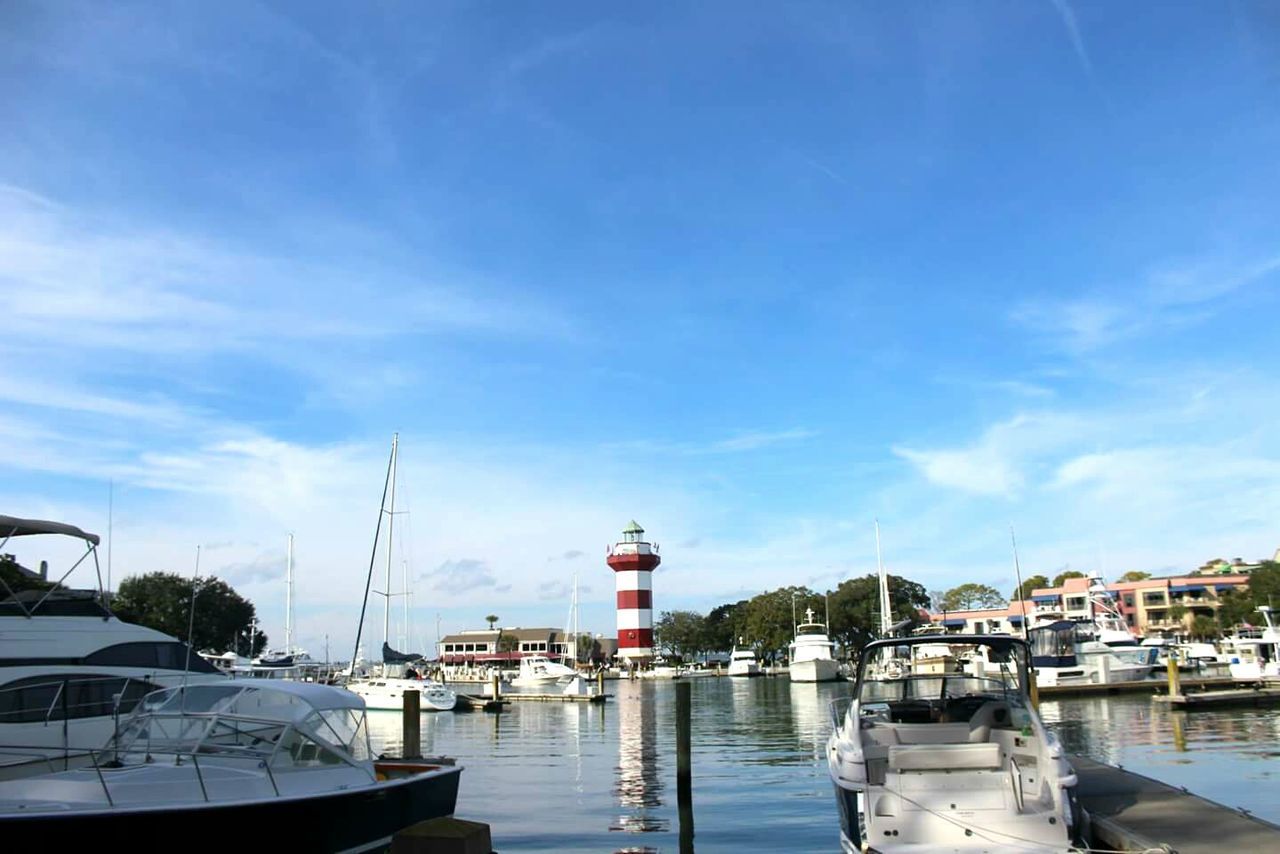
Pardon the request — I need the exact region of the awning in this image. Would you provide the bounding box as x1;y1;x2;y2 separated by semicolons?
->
1214;584;1238;592
941;619;967;628
1171;585;1205;593
1032;595;1059;603
1008;615;1024;624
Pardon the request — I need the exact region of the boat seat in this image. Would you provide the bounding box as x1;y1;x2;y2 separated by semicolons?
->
966;701;1013;743
887;742;1001;772
885;722;972;745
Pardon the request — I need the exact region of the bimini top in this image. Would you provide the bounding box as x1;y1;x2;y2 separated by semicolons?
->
142;681;364;723
0;514;100;546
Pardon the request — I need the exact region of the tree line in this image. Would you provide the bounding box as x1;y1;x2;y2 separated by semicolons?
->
653;573;931;663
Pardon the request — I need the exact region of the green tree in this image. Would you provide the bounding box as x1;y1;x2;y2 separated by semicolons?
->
828;574;931;657
654;610;707;661
1117;571;1150;582
1189;615;1218;640
113;572;264;654
703;600;747;652
1215;590;1255;632
1052;570;1085;587
1245;561;1280;608
1011;575;1049;601
497;632;519;654
485;614;498;631
742;586;818;661
0;554;61;595
1167;604;1188;626
940;583;1005;612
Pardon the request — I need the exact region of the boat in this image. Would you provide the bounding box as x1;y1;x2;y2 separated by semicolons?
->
1225;606;1280;682
677;665;715;678
827;634;1081;853
727;645;761;678
789;606;840;683
508;654;576;687
0;515;228;781
1028;620;1156;686
0;681;461;849
346;436;456;712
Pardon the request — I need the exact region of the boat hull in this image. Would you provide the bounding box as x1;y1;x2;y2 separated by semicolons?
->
0;764;461;853
789;658;840;683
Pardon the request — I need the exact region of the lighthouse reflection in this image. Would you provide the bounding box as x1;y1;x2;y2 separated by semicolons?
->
611;682;667;834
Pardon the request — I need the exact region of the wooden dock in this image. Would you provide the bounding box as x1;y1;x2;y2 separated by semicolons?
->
1073;754;1280;853
1154;686;1280;710
497;691;609;703
1037;676;1236;699
453;694;508;712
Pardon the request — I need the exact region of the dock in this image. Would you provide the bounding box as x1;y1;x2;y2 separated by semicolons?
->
1073;754;1280;853
495;691;609;703
453;694;508;712
1154;686;1280;710
1037;676;1236;699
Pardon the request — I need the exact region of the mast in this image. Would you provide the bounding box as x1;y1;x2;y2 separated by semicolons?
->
1010;527;1029;641
402;559;410;651
384;432;399;646
285;533;294;653
875;520;892;636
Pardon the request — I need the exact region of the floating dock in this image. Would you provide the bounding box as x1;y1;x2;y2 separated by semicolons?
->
496;691;609;703
1154;686;1280;710
1073;754;1280;853
1037;676;1236;699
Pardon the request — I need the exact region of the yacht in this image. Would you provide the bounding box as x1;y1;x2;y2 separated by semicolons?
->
1225;606;1280;682
0;515;227;781
827;634;1081;853
0;681;462;847
727;646;761;678
1029;620;1156;686
508;654;577;687
789;607;840;683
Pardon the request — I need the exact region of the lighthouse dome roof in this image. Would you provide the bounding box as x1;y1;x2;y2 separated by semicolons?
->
623;520;644;534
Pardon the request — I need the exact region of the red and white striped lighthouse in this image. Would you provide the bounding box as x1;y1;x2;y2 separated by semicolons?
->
608;520;660;663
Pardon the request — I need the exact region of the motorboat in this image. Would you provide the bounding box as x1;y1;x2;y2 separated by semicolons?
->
678;665;715;678
1225;606;1280;682
827;635;1081;853
508;654;576;687
727;646;761;678
0;681;461;849
0;515;227;781
1029;621;1156;686
346;657;456;712
789;607;840;683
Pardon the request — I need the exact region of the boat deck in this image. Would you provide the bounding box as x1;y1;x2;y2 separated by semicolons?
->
1073;754;1280;853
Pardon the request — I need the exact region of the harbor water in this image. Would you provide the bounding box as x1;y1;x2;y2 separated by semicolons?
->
367;678;1280;852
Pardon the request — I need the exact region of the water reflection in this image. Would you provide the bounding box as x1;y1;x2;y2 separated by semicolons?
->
613;681;667;834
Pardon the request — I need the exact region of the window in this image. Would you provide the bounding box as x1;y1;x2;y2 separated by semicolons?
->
84;642;219;673
1143;592;1166;606
0;674;159;723
1123;594;1135;608
1065;597;1086;611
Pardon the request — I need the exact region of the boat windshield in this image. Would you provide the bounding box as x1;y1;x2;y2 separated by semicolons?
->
856;640;1029;717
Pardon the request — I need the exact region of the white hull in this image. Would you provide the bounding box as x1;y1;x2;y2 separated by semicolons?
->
727;662;760;677
789;658;839;683
347;679;456;711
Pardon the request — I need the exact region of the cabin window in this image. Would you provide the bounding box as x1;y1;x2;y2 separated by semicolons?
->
84;642;219;673
1065;596;1086;611
0;674;160;723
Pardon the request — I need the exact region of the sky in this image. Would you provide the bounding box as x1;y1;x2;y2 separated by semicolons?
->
2;2;1279;658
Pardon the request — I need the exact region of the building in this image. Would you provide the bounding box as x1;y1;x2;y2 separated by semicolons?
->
607;520;660;664
929;573;1251;637
437;628;615;666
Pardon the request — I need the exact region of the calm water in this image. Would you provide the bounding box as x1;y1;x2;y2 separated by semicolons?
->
367;678;1280;852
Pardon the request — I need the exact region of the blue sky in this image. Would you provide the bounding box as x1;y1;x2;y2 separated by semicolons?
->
3;2;1279;657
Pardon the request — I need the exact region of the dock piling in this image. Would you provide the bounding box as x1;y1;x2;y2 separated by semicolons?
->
676;680;694;852
490;671;501;700
402;690;421;759
1167;650;1182;698
597;669;604;696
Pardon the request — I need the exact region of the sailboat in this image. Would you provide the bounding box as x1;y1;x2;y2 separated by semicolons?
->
347;435;457;712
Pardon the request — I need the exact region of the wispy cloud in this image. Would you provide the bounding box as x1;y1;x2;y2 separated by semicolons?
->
422;558;501;595
1049;0;1094;79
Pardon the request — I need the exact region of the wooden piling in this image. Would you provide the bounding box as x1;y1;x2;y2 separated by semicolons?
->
1028;666;1039;709
676;680;693;852
596;669;605;696
402;690;421;759
490;670;501;700
1167;649;1182;698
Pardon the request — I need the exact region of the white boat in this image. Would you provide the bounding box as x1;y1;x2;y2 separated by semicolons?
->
0;515;228;781
789;607;840;683
828;634;1081;853
508;654;577;687
346;672;457;711
678;665;715;678
1226;606;1280;682
0;681;461;848
727;646;761;678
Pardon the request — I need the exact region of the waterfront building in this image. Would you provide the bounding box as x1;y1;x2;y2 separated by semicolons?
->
607;520;660;665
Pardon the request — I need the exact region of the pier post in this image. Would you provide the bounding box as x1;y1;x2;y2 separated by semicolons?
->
1028;667;1040;709
1166;649;1182;698
490;670;501;700
597;669;605;696
676;680;693;852
402;690;421;759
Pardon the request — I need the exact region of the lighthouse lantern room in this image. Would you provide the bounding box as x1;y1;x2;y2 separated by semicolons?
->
607;520;660;663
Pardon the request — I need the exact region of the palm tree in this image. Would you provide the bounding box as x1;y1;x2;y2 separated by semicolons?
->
485;614;498;631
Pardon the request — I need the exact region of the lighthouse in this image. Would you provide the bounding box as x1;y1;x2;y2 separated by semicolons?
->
608;520;660;663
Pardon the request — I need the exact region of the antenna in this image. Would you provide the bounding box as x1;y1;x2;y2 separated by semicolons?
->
181;545;202;706
1011;527;1029;641
106;479;114;596
285;533;294;654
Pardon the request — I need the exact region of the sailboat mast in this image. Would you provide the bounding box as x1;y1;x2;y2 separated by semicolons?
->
875;520;892;636
384;433;398;646
403;560;410;652
285;533;294;653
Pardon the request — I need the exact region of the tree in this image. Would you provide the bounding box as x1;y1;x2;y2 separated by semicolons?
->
485;614;498;631
1052;570;1085;587
1011;575;1049;601
113;572;264;654
1118;571;1150;582
654;610;707;661
0;554;61;595
497;632;519;654
940;583;1005;612
1189;615;1218;640
827;573;931;657
742;586;817;661
1246;561;1280;608
1167;604;1188;625
1216;590;1255;632
703;600;747;652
